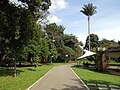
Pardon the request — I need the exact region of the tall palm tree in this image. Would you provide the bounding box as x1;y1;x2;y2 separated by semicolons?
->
80;3;97;50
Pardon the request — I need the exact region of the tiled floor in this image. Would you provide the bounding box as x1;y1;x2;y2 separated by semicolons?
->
87;83;120;90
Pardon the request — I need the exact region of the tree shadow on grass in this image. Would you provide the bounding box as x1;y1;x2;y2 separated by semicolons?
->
84;79;111;86
72;65;120;76
0;67;24;77
27;68;36;71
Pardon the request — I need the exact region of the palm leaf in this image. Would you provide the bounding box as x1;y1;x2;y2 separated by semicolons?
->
80;3;97;16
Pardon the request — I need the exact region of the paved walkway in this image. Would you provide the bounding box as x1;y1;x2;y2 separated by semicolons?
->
28;65;89;90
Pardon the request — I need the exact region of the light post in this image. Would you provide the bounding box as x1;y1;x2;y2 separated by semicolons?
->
51;55;54;64
65;54;68;63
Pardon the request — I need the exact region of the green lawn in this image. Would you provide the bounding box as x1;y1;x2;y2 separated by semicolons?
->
72;67;120;86
107;60;120;65
0;64;54;90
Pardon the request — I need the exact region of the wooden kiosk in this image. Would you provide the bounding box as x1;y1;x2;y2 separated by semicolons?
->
102;45;120;71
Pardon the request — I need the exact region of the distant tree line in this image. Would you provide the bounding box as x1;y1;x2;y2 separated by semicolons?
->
84;33;119;50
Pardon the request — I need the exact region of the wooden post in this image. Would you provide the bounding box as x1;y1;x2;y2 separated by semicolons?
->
102;52;107;71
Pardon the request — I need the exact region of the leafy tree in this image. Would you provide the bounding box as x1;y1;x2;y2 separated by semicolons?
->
46;23;64;45
22;24;43;65
18;0;51;19
84;33;99;50
46;23;83;62
45;23;65;62
99;39;118;48
80;3;97;50
0;1;36;76
48;41;58;62
63;34;82;58
39;37;50;63
61;46;76;63
0;0;51;76
79;41;84;47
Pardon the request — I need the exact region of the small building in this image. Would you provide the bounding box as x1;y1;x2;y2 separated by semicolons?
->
105;45;120;58
102;45;120;71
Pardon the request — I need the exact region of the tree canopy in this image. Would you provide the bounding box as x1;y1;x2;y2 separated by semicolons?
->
99;39;118;48
84;33;118;50
84;33;99;50
0;0;52;76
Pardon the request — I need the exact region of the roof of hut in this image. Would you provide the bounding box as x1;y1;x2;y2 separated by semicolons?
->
105;45;120;52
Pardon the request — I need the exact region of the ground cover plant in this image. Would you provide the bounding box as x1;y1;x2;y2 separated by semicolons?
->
72;66;120;89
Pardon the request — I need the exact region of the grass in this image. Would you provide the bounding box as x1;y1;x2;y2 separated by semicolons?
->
107;60;120;65
78;59;120;65
78;59;95;65
72;66;120;86
0;64;57;90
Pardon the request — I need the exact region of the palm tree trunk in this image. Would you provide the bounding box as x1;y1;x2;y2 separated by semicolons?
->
88;16;90;51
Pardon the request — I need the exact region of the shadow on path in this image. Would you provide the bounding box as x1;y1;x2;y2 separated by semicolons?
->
51;84;86;90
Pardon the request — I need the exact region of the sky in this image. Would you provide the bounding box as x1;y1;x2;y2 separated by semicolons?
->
11;0;120;44
47;0;120;44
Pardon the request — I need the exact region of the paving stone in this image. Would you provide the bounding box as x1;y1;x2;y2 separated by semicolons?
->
98;87;109;90
109;85;120;89
89;87;98;90
97;84;109;90
87;83;97;90
97;84;107;87
87;83;96;86
110;88;120;90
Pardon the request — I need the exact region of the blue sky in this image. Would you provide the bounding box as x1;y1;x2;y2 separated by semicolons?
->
48;0;120;44
11;0;120;44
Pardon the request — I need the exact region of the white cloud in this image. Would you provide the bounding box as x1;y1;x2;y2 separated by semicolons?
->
95;28;120;42
75;26;120;45
47;0;68;23
10;0;17;2
49;0;68;12
80;29;119;44
10;0;22;5
47;14;62;23
56;0;68;9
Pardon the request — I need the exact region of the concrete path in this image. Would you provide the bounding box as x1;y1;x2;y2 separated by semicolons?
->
28;65;89;90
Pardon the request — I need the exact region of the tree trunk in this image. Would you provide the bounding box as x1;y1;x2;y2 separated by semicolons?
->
19;60;21;66
88;16;90;51
0;53;4;61
102;52;107;71
13;58;16;77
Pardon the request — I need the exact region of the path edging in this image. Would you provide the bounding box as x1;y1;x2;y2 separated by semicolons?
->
26;66;55;90
70;67;90;90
